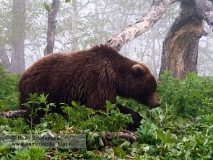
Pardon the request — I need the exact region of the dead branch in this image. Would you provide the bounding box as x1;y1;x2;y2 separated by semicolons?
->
101;130;138;142
0;110;27;118
1;110;139;142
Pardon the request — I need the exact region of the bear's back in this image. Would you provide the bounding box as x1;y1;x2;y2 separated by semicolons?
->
19;44;119;109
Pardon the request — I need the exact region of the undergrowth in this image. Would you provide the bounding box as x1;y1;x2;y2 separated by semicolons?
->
0;68;213;159
0;66;20;111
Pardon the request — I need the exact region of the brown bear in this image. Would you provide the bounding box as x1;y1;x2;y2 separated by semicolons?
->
19;44;160;130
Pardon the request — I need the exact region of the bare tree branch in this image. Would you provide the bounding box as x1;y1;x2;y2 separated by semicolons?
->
106;0;175;50
1;110;139;142
0;110;27;118
101;130;138;142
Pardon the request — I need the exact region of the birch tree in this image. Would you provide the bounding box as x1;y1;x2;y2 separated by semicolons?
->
106;0;213;79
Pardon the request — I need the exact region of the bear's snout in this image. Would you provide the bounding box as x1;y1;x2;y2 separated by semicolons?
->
150;102;161;108
147;91;161;108
148;101;161;108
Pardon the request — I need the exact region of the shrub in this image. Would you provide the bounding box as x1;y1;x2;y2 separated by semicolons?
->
0;66;20;111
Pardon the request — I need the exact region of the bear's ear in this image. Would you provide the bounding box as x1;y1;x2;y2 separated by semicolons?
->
132;64;146;76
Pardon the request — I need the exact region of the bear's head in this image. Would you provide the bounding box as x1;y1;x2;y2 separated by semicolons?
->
131;63;161;108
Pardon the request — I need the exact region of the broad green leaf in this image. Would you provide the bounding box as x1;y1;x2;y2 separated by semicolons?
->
119;141;130;148
156;129;175;144
98;137;104;147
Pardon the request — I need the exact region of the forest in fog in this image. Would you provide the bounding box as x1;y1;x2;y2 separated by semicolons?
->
0;0;213;77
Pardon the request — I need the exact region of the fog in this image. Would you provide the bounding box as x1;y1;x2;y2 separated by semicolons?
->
0;0;212;76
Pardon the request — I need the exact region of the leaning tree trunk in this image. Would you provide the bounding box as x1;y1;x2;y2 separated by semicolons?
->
44;0;60;55
106;0;174;51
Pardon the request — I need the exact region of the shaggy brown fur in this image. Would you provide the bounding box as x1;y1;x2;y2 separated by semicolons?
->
19;44;160;126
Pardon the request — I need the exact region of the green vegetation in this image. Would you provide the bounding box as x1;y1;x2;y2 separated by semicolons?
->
0;66;20;111
1;67;213;159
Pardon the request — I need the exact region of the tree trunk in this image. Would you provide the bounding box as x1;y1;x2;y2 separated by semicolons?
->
151;28;158;77
70;0;77;51
44;0;60;55
11;0;26;74
159;18;206;79
159;0;208;79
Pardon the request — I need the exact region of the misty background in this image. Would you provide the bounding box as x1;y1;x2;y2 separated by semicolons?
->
0;0;212;77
